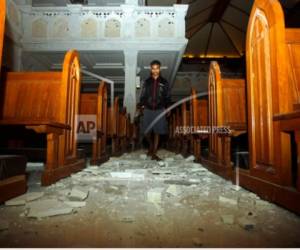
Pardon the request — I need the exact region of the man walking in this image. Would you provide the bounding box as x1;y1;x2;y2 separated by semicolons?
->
139;60;171;160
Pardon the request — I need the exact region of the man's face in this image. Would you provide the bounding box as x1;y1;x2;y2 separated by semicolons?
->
151;64;160;78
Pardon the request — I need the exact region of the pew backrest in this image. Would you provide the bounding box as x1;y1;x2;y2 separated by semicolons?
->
0;51;81;160
107;97;119;137
190;88;208;128
209;61;246;131
0;51;81;125
80;81;107;135
80;93;98;115
97;82;108;136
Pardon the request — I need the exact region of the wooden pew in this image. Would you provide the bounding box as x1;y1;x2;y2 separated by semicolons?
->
107;97;120;156
173;107;182;153
190;88;208;162
242;0;300;213
0;50;85;186
0;0;28;202
167;112;176;151
0;0;4;69
181;100;191;156
201;61;246;179
79;81;108;165
118;108;129;153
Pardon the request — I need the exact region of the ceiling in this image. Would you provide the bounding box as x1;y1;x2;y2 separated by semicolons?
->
147;0;300;58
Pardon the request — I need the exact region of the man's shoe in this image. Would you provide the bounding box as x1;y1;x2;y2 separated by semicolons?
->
151;154;162;161
147;149;153;156
147;145;153;156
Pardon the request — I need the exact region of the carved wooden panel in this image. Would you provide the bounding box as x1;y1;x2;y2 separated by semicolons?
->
190;88;208;126
80;93;98;114
221;79;246;129
286;29;300;107
97;82;108;136
248;8;276;171
208;62;221;160
61;51;81;160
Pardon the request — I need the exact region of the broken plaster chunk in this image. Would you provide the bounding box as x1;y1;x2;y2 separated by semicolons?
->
139;154;147;160
175;154;184;160
238;217;256;231
185;155;195;162
152;169;172;175
158;161;165;166
221;214;235;225
188;179;200;184
58;189;71;197
166;185;181;196
164;157;174;162
164;180;194;186
219;196;238;206
69;188;89;201
5;192;44;206
192;237;203;247
147;188;164;204
27;199;73;219
121;216;135;223
63;201;86;208
110;171;144;180
110;172;132;179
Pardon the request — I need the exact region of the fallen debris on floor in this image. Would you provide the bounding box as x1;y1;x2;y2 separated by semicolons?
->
63;201;87;208
26;199;74;218
69;188;89;201
219;196;238;206
192;237;203;247
238;217;256;231
1;148;298;248
0;220;9;231
164;180;195;186
166;185;181;196
147;188;164;204
221;214;235;225
5;192;44;206
185;155;195;162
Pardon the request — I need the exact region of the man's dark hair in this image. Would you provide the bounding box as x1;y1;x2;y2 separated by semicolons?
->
150;60;161;67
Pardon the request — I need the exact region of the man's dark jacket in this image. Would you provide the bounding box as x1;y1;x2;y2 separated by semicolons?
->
139;76;171;110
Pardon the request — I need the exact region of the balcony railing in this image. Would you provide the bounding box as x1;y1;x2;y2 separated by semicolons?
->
6;0;188;44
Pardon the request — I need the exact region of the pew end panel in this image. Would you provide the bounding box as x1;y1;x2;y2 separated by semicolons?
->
107;97;120;156
202;61;247;180
190;88;209;162
240;0;300;214
246;0;294;185
0;50;85;186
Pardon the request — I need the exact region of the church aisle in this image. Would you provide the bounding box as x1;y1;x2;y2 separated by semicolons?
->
0;150;300;247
